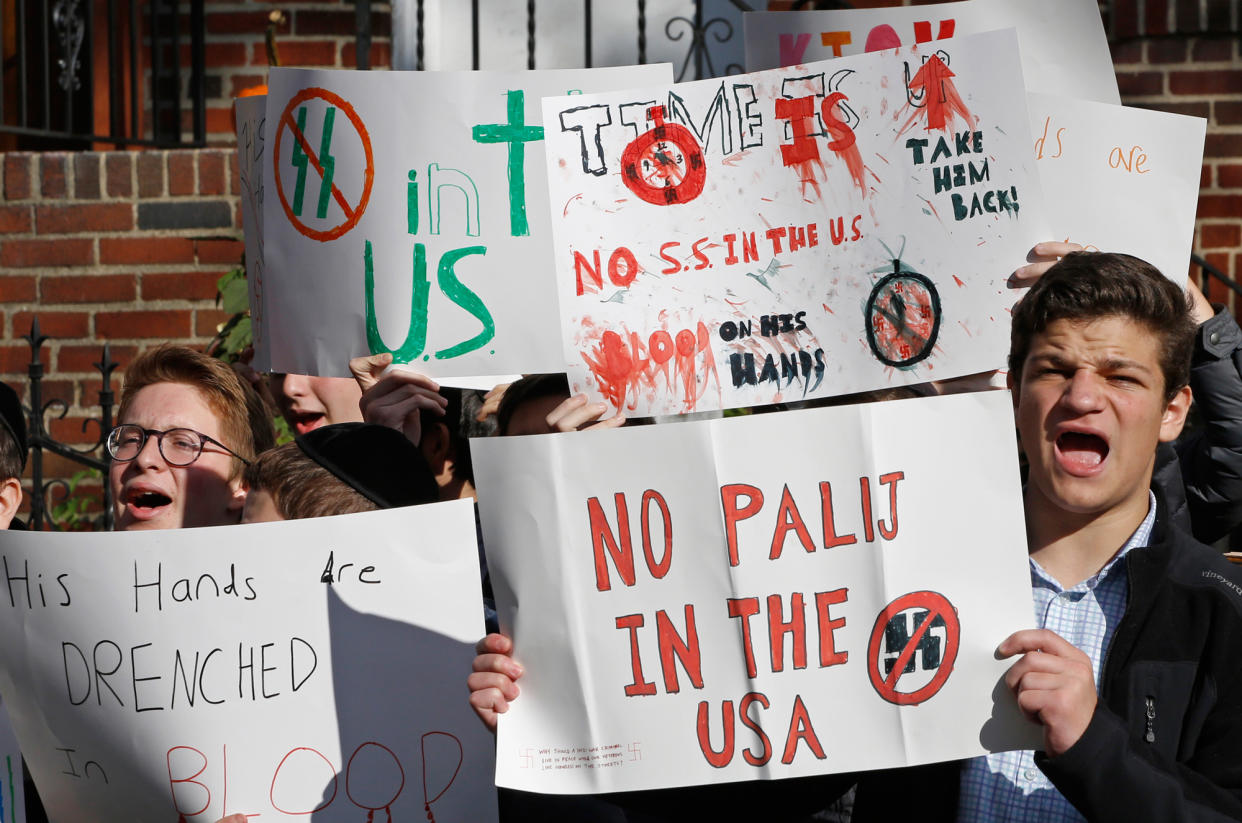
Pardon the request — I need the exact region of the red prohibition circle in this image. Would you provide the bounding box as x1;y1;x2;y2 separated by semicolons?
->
866;590;960;706
273;86;375;243
620;106;707;206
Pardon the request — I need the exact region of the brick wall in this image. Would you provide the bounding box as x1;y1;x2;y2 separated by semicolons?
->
0;149;243;494
195;0;392;145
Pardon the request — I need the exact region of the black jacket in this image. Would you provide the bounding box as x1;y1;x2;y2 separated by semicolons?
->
1159;306;1242;544
853;490;1242;822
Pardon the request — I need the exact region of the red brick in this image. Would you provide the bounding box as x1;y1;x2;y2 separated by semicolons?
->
1206;134;1242;158
0;275;36;301
0;345;46;375
228;153;240;197
199;152;226;195
0;238;94;267
57;344;137;374
168;153;195;196
1133;101;1210;118
195;238;243;264
195;308;232;337
1201;224;1241;247
262;40;337;67
0;205;32;233
12;311;90;338
1111;0;1140;37
96;310;193;339
205;10;285;35
137;152;164;197
74;154;101;200
105;153;134;198
205;107;235;137
1145;0;1169;34
41;274;137;304
1198;195;1242;218
1171;70;1242;95
48;417;104;445
1174;0;1200;30
342;41;392;69
230;74;267;97
99;237;195;265
1219;164;1242;187
1205;252;1232;276
41;154;67;198
1117;72;1164;97
36;203;133;234
143;270;224;301
1109;40;1143;64
4;155;30;200
1216;102;1242;125
1147;39;1186;63
1193;38;1234;62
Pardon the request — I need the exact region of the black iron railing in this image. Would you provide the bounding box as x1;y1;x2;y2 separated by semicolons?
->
21;318;117;531
0;0;205;148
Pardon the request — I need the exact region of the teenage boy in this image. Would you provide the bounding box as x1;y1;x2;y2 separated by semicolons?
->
850;252;1242;821
108;345;275;531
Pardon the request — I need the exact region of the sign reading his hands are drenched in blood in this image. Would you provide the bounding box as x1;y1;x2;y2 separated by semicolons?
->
542;29;1048;417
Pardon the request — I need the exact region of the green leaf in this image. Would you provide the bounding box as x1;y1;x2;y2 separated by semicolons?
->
220;273;251;316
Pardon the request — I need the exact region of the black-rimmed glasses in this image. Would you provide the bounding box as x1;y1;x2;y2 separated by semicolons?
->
106;424;251;467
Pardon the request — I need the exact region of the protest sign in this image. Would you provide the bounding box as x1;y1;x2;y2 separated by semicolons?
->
0;703;25;823
743;0;1120;104
1028;93;1205;287
474;390;1040;794
261;64;671;380
235;94;271;372
0;501;495;823
543;30;1047;417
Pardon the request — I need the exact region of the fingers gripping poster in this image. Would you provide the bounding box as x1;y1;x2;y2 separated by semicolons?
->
474;391;1041;795
0;501;497;823
543;30;1047;416
743;0;1120;104
261;64;671;379
1028;93;1206;287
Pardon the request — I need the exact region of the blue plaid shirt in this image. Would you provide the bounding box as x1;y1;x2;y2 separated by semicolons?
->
956;492;1157;823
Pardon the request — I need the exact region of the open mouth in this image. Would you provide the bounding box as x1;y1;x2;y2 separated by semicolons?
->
289;410;325;435
127;489;172;511
1056;431;1109;474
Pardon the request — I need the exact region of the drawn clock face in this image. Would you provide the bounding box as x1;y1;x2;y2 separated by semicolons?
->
620;106;706;206
864;270;942;368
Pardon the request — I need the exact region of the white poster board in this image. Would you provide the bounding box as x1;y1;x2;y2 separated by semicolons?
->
743;0;1120;104
473;390;1040;794
0;501;496;823
235;94;271;372
1028;93;1205;287
543;30;1047;416
0;703;25;823
261;65;671;379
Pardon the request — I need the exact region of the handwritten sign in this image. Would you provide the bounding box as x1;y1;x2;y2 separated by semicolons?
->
0;501;496;823
474;390;1040;793
743;0;1120;104
260;65;671;379
1028;93;1205;287
542;30;1047;416
236;95;271;372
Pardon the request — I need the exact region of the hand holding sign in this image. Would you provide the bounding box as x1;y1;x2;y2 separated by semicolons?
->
350;353;447;447
998;629;1097;757
468;633;524;731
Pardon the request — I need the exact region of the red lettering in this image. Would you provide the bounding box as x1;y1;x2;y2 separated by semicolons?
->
641;490;673;578
573;249;602;296
770;484;815;560
768;593;808;672
726;597;762;678
720;484;764;567
821;92;856;152
739;692;772;766
656;605;702;693
270;747;337;814
878;471;904;540
167;746;211;818
616;614;657;697
659;241;681;274
815;589;849;667
819;481;857;549
819;30;851;57
697;700;735;767
860;476;875;543
607;246;639;288
588;493;635;591
774;96;820;167
345;742;405;813
781;695;826;764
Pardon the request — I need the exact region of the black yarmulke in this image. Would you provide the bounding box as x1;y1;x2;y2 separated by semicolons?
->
295;422;438;509
0;382;27;471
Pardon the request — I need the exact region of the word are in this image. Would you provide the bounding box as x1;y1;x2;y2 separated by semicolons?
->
721;472;905;567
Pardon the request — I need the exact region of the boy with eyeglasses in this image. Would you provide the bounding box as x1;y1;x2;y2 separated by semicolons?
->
107;345;275;531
